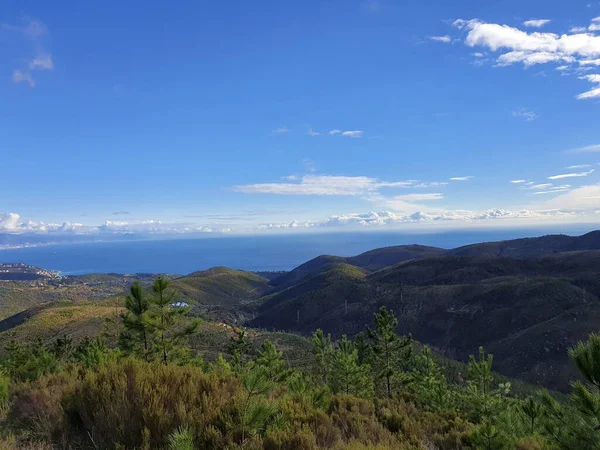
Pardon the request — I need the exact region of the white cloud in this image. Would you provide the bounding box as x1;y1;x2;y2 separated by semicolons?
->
0;213;22;231
512;108;538;121
548;169;594;179
429;35;452;43
590;16;600;32
565;164;592;169
571;144;600;152
577;73;600;98
510;179;527;183
341;130;364;138
327;129;363;137
527;183;553;189
392;193;444;201
523;19;551;28
272;127;289;135
12;70;35;87
570;26;588;33
233;175;417;196
29;54;53;70
533;189;571;194
306;128;320;136
259;208;578;230
449;176;473;181
543;184;600;210
452;18;600;99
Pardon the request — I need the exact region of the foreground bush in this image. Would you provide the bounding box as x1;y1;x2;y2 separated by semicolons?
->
8;358;480;449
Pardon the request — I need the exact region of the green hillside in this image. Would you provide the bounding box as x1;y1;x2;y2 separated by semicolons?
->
251;252;600;392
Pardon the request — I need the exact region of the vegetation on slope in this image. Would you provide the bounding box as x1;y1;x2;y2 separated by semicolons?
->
3;282;600;449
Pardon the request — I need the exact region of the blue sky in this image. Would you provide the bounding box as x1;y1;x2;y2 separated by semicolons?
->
1;0;600;243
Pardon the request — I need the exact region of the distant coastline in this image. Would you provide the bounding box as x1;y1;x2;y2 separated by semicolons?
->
1;226;599;276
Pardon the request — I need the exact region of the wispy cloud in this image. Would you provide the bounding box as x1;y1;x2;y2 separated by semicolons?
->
429;35;452;43
12;70;35;87
272;127;290;135
529;183;553;189
565;164;592;169
577;74;600;99
523;19;551;28
548;169;594;179
533;189;571;194
306;128;320;136
112;211;130;216
341;130;363;138
449;176;473;181
393;193;444;201
3;18;53;88
571;144;600;153
512;108;538;121
301;158;317;173
510;180;527;183
328;129;342;136
233;175;419;196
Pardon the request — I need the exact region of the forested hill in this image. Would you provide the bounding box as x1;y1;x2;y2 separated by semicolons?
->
3;230;600;393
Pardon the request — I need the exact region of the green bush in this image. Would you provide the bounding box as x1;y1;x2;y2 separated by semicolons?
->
64;359;241;449
0;371;9;407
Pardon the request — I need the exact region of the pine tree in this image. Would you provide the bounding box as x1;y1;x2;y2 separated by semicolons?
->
229;327;252;373
466;347;511;450
240;365;278;445
412;346;451;411
119;281;153;360
255;340;289;382
146;276;201;364
73;337;110;368
519;397;542;435
51;334;74;360
329;335;373;398
538;332;600;449
311;329;333;384
366;306;412;396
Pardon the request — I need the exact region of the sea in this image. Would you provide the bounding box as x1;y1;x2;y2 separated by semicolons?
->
0;226;598;276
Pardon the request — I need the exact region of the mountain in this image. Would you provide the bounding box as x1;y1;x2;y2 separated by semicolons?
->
267;231;600;292
451;231;600;258
251;249;600;392
173;267;270;306
268;245;445;291
170;267;271;322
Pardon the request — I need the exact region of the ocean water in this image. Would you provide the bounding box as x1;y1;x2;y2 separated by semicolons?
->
0;226;598;275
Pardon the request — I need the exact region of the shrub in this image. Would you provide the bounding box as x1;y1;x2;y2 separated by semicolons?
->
63;359;241;449
8;368;78;445
0;371;9;407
